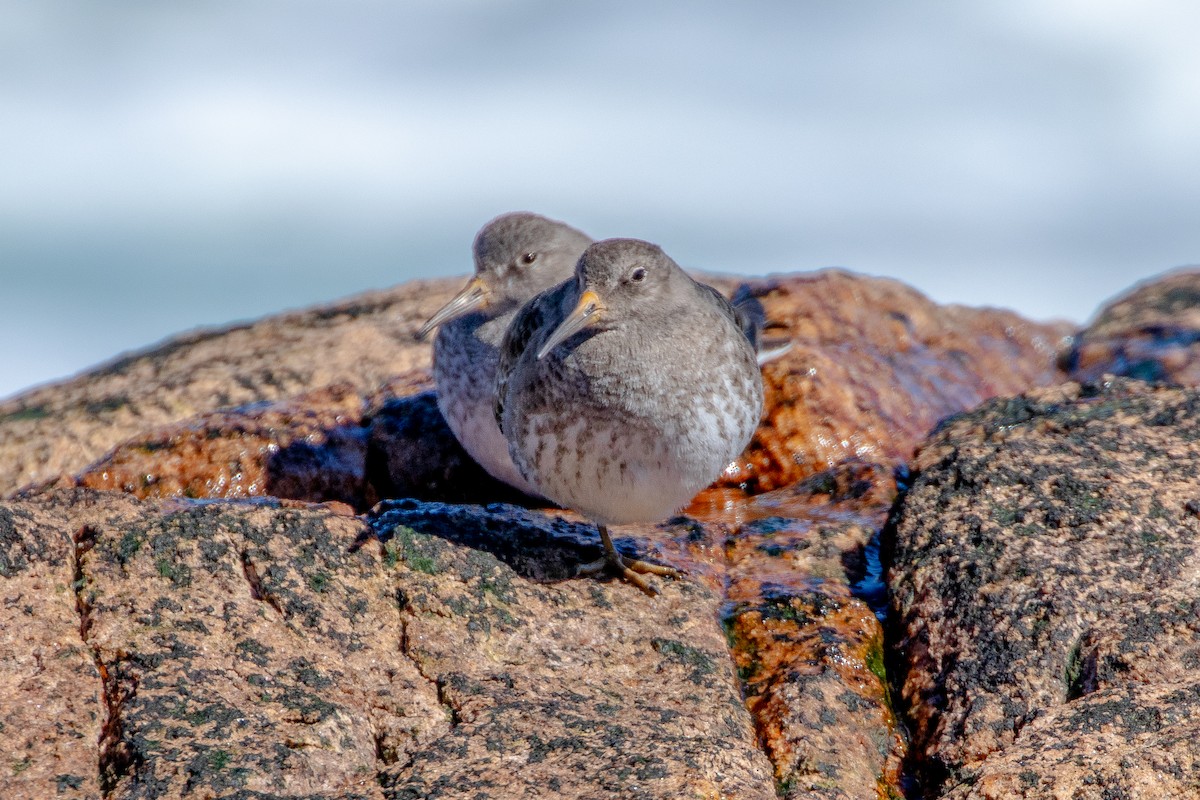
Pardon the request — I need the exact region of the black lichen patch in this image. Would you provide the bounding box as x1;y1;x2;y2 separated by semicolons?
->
651;638;717;686
0;505;68;577
235;639;271;668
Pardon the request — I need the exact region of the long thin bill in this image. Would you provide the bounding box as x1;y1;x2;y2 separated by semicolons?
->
416;278;487;340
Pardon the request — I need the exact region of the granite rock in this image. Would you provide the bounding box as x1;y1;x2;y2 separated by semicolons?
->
729;271;1071;492
891;378;1200;798
1;488;779;800
0;267;1082;799
20;271;1072;512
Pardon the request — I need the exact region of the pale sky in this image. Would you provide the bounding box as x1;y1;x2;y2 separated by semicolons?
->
3;1;1199;400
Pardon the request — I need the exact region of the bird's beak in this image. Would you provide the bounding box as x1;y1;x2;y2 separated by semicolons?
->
417;277;488;340
537;290;604;360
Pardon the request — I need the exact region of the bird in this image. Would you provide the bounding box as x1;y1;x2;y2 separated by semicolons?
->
417;212;592;496
495;238;766;593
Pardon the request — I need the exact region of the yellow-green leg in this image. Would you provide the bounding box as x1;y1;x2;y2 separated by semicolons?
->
576;524;681;595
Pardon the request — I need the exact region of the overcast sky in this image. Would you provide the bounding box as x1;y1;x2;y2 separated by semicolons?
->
3;1;1199;400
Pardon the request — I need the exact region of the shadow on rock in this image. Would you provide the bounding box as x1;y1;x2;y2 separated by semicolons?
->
367;498;615;585
363;391;540;508
71;378;544;514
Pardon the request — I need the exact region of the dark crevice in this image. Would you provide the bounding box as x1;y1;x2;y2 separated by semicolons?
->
435;677;462;728
391;584;459;729
240;550;284;616
71;525;139;797
1064;636;1096;702
880;469;931;799
378;578;459;791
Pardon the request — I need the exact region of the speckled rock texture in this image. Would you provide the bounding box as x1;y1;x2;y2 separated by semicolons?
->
0;267;1079;799
891;378;1200;799
2;488;778;800
1066;267;1200;386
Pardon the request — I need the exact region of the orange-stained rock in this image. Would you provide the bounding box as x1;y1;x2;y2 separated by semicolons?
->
46;272;1069;520
722;272;1071;492
713;461;907;799
75;382;379;508
1065;266;1200;385
70;374;542;512
726;595;902;800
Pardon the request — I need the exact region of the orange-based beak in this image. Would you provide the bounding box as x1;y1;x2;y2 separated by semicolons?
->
537;290;604;360
416;277;488;340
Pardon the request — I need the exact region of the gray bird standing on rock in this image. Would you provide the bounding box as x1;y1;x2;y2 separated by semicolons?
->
418;212;592;496
496;238;765;593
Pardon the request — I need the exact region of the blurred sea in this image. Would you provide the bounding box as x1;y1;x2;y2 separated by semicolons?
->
3;1;1199;400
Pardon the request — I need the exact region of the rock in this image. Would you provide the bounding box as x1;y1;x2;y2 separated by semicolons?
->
369;500;776;799
21;271;1071;510
0;268;1078;798
69;379;540;512
0;496;103;799
890;378;1200;797
365;391;537;507
718;461;906;800
942;680;1200;800
1065;266;1200;385
714;271;1072;492
0;488;777;799
0;279;462;497
74;382;378;507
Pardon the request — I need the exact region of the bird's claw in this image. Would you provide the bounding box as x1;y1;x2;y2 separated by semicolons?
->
576;553;681;596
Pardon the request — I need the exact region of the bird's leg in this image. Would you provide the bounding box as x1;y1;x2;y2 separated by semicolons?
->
576;524;681;595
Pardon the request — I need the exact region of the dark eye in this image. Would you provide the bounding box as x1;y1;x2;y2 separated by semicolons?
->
520;252;538;265
629;267;647;283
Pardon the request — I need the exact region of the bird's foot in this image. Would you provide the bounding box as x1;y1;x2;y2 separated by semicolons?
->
576;553;681;596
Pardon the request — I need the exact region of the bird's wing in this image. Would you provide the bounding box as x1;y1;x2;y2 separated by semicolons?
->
729;283;767;354
493;283;565;431
696;281;764;354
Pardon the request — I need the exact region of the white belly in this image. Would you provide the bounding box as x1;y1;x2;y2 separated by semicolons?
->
516;402;753;525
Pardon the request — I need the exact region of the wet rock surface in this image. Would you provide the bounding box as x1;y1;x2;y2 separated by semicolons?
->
718;462;905;799
0;279;462;497
1066;267;1200;386
74;382;380;508
731;271;1071;492
891;378;1200;798
0;267;1092;799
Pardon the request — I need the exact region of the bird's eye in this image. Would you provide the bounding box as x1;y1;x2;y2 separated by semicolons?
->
520;252;538;265
629;267;647;283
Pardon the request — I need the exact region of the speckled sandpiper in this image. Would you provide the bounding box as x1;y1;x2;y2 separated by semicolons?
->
495;238;765;592
417;212;592;496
